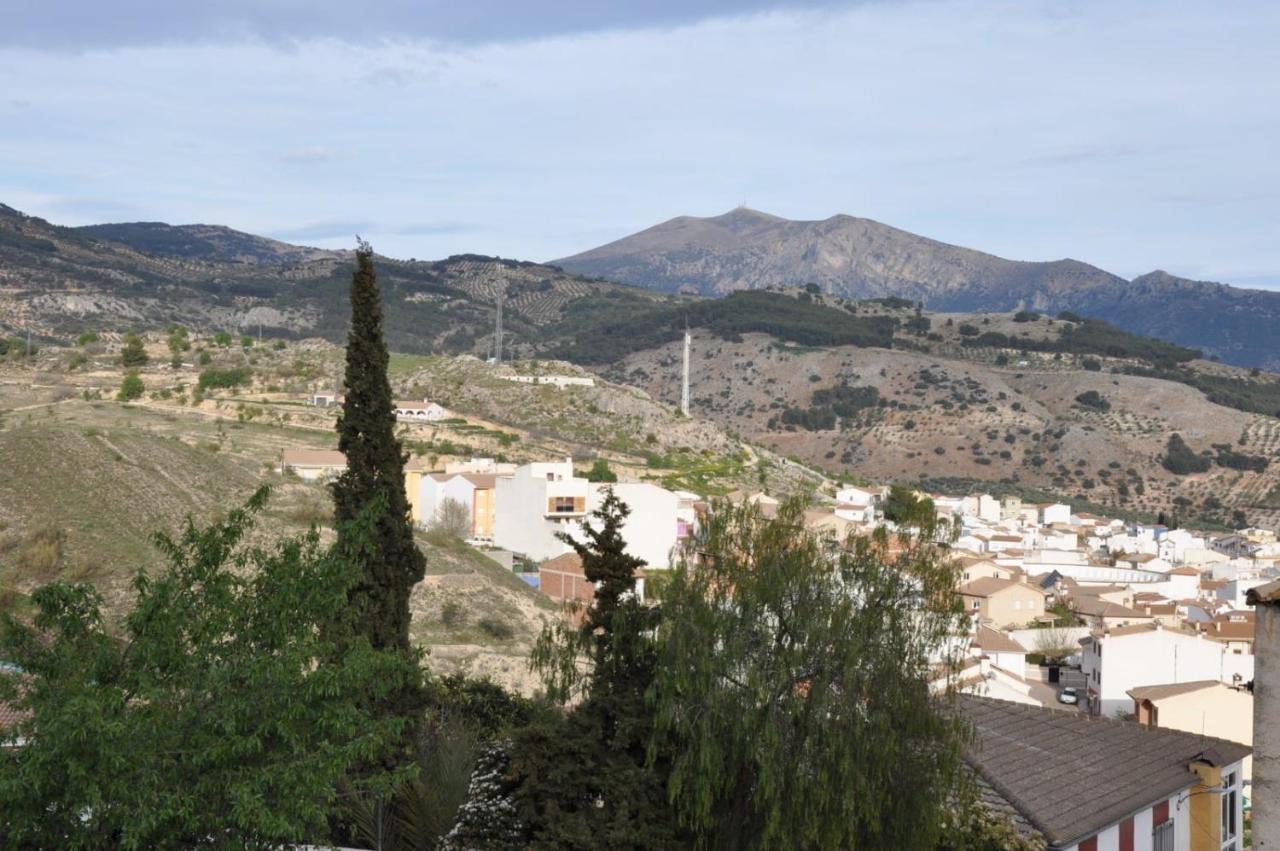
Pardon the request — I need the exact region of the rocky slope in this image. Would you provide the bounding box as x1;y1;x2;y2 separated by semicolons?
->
554;208;1280;368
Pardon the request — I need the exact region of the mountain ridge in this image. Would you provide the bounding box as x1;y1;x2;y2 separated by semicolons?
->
554;208;1280;367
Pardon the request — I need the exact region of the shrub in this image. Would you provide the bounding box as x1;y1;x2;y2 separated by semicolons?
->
477;616;515;641
120;333;149;367
1013;311;1040;323
117;370;145;401
1074;390;1110;411
213;331;234;347
1082;358;1102;371
197;367;252;391
76;331;100;346
442;600;467;629
1161;433;1212;475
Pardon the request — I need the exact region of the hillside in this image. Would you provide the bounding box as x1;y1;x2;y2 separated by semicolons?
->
0;336;824;690
596;294;1280;530
553;208;1280;368
0;203;662;357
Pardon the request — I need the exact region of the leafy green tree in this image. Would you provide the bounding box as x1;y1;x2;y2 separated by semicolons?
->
76;331;99;346
117;369;144;401
882;482;935;527
649;498;970;850
0;488;419;850
241;335;254;349
584;458;618;483
120;332;149;367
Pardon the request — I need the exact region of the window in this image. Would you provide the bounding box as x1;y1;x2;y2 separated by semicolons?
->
1014;600;1021;610
1222;771;1239;850
1153;802;1174;851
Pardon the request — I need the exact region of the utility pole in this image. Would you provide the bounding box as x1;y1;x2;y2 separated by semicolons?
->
681;324;691;417
1249;578;1280;849
494;290;504;365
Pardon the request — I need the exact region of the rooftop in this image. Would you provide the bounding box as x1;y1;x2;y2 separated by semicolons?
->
959;696;1250;848
1127;681;1223;703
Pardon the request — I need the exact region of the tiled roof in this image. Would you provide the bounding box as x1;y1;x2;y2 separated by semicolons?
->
0;699;27;733
974;626;1028;654
281;449;346;467
958;696;1250;848
1127;681;1222;702
1072;596;1149;620
957;577;1016;597
1248;578;1280;605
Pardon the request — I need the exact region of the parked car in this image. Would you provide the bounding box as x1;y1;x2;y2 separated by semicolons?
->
1058;687;1079;705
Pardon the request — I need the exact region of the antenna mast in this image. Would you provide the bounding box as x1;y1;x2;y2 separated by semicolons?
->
494;289;504;365
681;322;691;417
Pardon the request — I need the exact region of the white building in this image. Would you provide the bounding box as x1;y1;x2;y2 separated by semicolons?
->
492;461;685;568
1080;623;1255;718
492;460;590;562
393;400;448;422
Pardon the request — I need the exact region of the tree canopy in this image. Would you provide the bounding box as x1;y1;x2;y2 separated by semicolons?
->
0;488;419;850
649;498;970;850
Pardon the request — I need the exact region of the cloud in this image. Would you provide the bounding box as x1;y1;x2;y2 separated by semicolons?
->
280;146;337;164
4;0;857;51
387;222;478;236
270;221;369;242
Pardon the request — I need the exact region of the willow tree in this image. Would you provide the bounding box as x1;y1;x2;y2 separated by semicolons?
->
332;240;425;654
649;498;971;850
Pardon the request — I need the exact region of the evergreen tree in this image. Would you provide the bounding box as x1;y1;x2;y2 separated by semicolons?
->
505;491;682;849
120;333;149;367
332;241;426;654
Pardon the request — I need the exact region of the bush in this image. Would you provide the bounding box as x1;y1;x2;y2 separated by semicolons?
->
1082;358;1102;371
1013;311;1040;323
442;600;467;629
117;370;145;401
76;331;99;346
197;367;252;391
1074;390;1110;411
477;616;515;641
120;333;149;367
1161;433;1212;475
585;459;618;483
213;331;234;347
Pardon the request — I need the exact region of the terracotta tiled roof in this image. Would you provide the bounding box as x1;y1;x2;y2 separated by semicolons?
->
973;626;1028;654
281;449;346;467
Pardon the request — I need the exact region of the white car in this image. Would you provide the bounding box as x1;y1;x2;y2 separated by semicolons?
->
1058;687;1079;705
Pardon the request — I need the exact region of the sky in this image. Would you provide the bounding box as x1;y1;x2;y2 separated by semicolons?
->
2;0;1278;286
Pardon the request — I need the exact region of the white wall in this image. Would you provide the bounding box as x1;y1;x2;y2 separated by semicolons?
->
492;461;588;562
584;482;680;570
1082;628;1256;717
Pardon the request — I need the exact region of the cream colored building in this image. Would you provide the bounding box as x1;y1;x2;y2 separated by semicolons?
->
1130;680;1254;780
956;577;1047;628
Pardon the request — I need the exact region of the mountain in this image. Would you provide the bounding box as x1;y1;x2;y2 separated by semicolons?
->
74;221;334;266
554;208;1280;368
0;203;657;355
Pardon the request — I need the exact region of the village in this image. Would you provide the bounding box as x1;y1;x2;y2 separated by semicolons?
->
268;388;1276;851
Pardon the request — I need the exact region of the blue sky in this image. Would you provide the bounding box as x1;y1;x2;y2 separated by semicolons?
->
2;0;1278;286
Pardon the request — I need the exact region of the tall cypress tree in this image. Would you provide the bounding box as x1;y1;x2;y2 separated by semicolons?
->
332;241;426;653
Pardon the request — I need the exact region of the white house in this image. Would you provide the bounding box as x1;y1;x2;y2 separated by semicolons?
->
492;460;590;561
1037;502;1071;526
279;449;346;482
1080;623;1255;718
1218;576;1271;610
492;462;684;568
583;482;682;570
393;400;448;422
